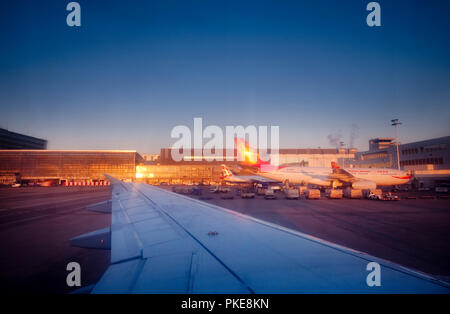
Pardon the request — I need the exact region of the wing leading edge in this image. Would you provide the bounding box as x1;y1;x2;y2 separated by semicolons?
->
89;176;450;293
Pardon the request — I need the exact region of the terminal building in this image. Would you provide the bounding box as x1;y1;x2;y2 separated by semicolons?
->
137;147;357;185
353;136;450;189
353;136;450;170
276;148;357;168
0;129;144;185
0;150;143;185
0;147;355;186
159;147;356;167
0;128;47;149
1;128;448;188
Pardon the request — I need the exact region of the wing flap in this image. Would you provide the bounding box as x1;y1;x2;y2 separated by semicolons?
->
111;223;142;263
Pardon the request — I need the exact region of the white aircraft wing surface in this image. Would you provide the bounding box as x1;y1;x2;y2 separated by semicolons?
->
330;167;358;183
89;176;450;293
245;175;281;183
223;174;280;184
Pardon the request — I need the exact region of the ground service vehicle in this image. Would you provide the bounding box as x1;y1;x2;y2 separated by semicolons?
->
326;189;343;199
344;188;363;199
285;188;300;199
241;190;256;199
307;189;321;200
264;188;277;200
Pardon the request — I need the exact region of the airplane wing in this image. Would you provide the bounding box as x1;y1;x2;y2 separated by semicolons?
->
329;167;378;190
243;175;281;184
222;175;250;183
330;167;358;183
79;176;449;293
221;164;280;184
223;175;279;184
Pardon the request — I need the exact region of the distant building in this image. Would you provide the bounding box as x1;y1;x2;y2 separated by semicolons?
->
369;138;396;151
0;128;48;149
133;147;357;185
142;154;160;163
159;148;240;165
275;148;357;168
354;138;397;169
353;136;450;189
0;150;143;185
399;137;449;171
159;147;356;168
354;136;450;170
136;164;221;185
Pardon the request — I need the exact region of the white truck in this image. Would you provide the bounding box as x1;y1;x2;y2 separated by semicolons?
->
285;188;300;200
264;188;277;200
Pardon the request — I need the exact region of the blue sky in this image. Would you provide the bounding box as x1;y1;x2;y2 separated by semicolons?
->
1;0;449;153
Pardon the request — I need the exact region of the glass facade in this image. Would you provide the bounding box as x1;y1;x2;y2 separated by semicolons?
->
0;150;142;183
136;165;223;185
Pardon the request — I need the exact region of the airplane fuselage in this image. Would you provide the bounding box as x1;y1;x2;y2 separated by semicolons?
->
259;166;411;187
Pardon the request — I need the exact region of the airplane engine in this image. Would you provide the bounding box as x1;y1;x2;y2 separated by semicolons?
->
332;180;343;189
351;180;377;190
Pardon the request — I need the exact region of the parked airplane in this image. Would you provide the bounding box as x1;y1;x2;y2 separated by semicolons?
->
233;139;412;190
220;164;279;184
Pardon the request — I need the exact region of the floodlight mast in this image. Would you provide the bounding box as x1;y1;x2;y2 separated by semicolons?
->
391;119;402;170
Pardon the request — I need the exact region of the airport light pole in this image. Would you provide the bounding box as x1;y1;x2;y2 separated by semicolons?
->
391;119;402;170
339;141;349;168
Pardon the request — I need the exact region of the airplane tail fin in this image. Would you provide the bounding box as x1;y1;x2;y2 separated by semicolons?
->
331;161;340;169
234;138;270;169
220;164;234;180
